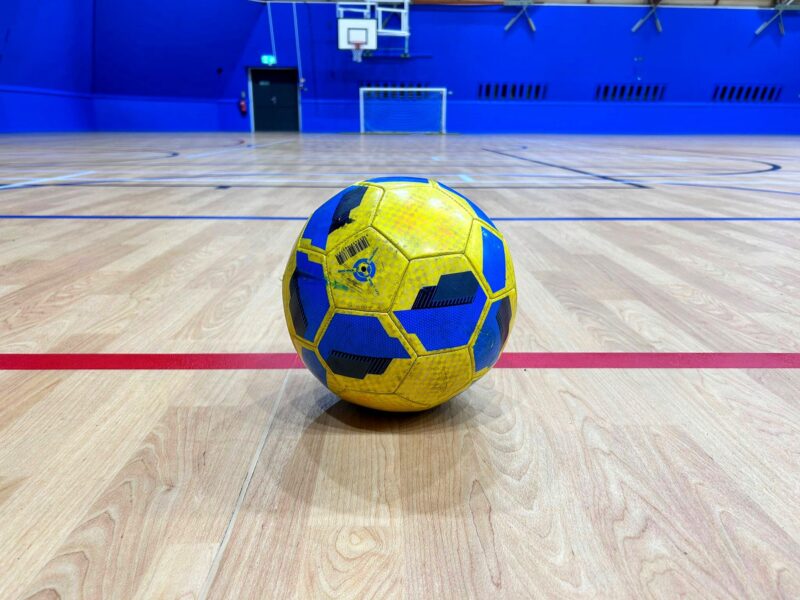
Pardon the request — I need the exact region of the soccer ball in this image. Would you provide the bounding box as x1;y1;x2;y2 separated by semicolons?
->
282;177;516;412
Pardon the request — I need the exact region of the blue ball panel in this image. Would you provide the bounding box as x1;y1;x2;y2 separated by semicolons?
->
329;186;367;234
481;227;506;293
302;185;364;250
301;347;327;386
473;296;513;371
319;313;410;379
411;271;480;309
289;251;329;343
366;176;429;183
395;272;487;351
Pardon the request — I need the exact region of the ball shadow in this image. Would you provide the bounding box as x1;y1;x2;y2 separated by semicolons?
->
313;392;479;433
271;383;503;515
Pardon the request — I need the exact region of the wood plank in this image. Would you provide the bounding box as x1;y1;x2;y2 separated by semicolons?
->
11;371;286;600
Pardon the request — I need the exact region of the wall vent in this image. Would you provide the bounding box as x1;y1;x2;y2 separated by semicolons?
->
478;82;547;100
595;84;665;102
712;84;781;102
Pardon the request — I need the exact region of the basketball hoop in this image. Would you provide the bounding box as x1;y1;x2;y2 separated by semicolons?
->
338;18;376;62
352;42;364;63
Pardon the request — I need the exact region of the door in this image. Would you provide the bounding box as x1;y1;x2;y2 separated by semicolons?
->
250;68;299;132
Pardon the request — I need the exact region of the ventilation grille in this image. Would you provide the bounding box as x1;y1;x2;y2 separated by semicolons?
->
595;84;666;102
712;84;782;103
360;81;432;98
478;82;547;100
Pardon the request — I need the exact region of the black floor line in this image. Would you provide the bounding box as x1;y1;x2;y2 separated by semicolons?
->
482;147;650;190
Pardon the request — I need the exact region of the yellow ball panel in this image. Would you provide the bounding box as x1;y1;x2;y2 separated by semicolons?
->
281;250;296;331
291;335;346;396
505;241;517;296
336;390;428;412
372;183;472;257
396;348;473;409
393;253;480;309
433;180;493;226
326;311;417;395
325;227;409;313
296;183;383;255
507;287;518;337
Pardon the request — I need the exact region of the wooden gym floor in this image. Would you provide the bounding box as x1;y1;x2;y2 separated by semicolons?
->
1;133;799;598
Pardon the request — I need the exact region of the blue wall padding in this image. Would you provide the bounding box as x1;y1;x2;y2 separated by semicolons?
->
0;88;93;132
1;1;798;133
92;96;243;131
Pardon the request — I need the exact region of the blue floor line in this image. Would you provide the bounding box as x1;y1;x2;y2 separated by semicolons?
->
0;214;797;223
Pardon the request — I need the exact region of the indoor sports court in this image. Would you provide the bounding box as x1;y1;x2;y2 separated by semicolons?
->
1;1;799;598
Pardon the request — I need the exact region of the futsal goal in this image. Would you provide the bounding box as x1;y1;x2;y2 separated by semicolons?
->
359;87;447;134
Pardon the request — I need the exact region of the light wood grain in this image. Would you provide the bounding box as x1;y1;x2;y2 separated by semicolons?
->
0;133;799;598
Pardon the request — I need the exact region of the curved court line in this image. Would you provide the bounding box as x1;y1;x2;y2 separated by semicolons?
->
181;138;248;159
0;159;179;170
634;145;783;173
496;143;784;178
1;352;798;370
0;138;292;168
183;138;292;159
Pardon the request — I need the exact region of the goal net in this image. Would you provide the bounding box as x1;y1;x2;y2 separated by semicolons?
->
359;87;447;134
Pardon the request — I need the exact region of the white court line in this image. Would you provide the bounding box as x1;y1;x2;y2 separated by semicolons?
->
184;139;292;159
0;170;95;191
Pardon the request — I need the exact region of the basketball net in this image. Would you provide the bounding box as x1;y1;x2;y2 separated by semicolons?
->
352;42;364;63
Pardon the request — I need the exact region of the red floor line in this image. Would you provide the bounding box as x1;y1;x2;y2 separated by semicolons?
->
1;352;799;370
497;352;800;369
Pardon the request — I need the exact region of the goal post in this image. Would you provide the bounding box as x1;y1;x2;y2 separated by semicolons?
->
359;87;447;134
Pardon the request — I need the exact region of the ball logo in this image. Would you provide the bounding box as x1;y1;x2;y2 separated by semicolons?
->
339;246;378;291
352;257;377;282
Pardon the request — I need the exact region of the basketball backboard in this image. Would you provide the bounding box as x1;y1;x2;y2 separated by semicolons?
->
337;18;378;51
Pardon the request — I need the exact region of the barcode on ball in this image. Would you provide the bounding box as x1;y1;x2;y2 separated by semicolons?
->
336;236;370;265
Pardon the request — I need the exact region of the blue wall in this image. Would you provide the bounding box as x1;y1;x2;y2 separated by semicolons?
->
296;4;800;133
0;0;94;131
90;1;302;130
1;2;798;133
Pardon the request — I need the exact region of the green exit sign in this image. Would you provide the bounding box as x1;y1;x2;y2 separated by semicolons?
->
260;54;277;66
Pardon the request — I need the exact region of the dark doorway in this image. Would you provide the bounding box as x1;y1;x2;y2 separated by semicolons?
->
249;68;300;132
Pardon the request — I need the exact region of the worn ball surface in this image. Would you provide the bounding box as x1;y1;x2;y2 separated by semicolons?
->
283;177;516;412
